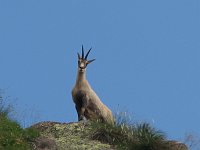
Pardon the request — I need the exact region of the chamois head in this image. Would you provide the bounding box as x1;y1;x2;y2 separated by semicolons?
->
77;45;95;73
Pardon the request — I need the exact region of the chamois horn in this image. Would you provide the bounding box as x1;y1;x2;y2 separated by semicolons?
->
82;45;84;59
85;48;92;60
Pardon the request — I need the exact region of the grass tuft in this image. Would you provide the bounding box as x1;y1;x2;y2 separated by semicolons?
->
90;112;171;150
0;92;39;150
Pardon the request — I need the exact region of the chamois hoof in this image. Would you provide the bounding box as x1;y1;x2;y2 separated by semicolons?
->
79;116;89;125
79;115;87;121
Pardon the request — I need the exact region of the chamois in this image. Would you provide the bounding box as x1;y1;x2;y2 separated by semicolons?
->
72;46;114;124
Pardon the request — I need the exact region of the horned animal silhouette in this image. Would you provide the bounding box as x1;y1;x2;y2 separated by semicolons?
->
72;46;114;124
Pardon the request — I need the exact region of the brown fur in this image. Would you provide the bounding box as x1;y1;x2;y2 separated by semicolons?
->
71;47;114;124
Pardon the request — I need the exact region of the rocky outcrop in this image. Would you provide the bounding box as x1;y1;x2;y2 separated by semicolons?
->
31;121;114;150
31;121;188;150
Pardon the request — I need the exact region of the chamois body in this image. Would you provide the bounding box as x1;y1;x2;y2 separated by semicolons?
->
72;46;114;124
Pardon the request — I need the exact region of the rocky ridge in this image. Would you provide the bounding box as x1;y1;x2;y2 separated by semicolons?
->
31;121;188;150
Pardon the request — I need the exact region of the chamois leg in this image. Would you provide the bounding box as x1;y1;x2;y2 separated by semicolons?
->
75;105;81;121
75;105;86;121
79;107;87;121
79;97;88;121
75;92;88;121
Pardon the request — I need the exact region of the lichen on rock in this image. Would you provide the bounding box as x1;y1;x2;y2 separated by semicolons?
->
31;121;114;150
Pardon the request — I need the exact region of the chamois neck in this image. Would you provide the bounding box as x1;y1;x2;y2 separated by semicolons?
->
76;69;87;85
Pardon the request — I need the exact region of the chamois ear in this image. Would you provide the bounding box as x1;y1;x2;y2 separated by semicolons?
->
87;59;96;64
77;53;81;59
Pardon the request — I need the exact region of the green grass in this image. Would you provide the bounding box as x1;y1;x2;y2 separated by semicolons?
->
0;94;39;150
90;112;171;150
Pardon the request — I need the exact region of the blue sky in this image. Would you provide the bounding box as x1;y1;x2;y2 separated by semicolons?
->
0;0;199;141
